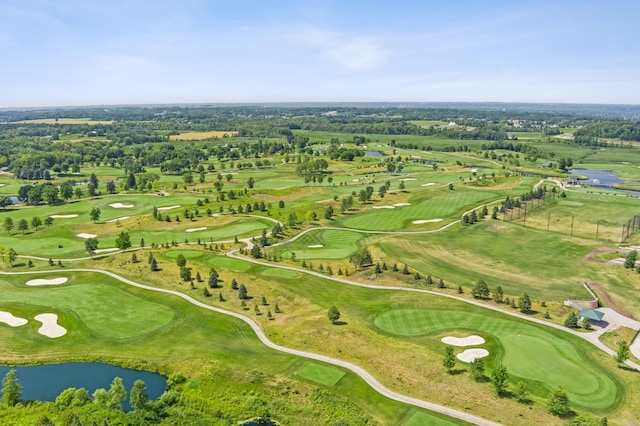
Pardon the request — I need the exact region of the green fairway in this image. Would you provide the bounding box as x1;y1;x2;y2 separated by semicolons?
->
0;275;174;339
373;308;619;409
341;189;499;231
163;249;206;260
273;229;365;260
297;362;346;386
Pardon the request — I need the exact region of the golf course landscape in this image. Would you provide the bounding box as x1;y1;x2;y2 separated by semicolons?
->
1;104;640;426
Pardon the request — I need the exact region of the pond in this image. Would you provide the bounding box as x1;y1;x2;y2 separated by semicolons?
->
569;169;622;187
364;150;384;158
0;362;166;411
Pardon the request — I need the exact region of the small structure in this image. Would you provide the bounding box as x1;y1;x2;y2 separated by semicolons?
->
579;308;605;322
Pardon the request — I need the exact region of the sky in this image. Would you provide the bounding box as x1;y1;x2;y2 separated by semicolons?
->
1;0;639;107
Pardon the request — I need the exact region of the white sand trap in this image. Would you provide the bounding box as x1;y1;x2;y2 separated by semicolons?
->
95;248;119;253
0;311;28;327
0;184;4;187
186;227;206;233
394;203;411;207
49;214;78;219
106;216;130;223
108;203;134;208
400;178;417;181
157;205;180;211
77;233;98;239
441;335;486;346
26;277;68;286
352;179;360;182
412;219;443;224
421;183;436;187
308;244;323;248
457;348;489;363
372;205;395;209
34;313;66;338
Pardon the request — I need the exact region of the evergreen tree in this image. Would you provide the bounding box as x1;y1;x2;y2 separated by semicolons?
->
443;346;456;373
491;364;508;396
328;305;341;323
519;293;531;313
470;358;485;382
238;284;248;299
564;311;579;328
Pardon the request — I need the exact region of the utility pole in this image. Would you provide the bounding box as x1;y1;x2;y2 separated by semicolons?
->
570;215;575;236
596;219;600;239
547;212;551;231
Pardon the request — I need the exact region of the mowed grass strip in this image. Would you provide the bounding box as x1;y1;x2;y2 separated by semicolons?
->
405;411;465;426
298;362;346;386
373;308;618;409
341;190;498;231
274;229;365;260
0;276;174;339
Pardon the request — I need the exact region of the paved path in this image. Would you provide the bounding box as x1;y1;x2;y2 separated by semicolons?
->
226;250;640;372
0;268;500;426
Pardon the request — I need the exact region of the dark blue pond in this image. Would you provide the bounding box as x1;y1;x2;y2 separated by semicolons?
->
0;362;166;411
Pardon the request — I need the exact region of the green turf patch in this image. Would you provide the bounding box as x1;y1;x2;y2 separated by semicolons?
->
405;411;461;426
298;362;346;386
260;268;300;279
164;249;206;260
210;256;253;272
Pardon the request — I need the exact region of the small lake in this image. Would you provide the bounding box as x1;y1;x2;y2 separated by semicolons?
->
364;150;384;158
569;169;622;187
0;362;166;411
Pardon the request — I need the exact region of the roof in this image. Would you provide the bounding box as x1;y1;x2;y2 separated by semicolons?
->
579;308;605;321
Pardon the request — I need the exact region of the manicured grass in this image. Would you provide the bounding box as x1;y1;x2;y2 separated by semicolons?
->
163;249;206;260
272;229;365;260
405;411;463;426
0;273;174;339
374;308;618;409
297;362;346;386
341;188;499;231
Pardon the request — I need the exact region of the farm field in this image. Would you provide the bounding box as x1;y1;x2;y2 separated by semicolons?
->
1;105;640;425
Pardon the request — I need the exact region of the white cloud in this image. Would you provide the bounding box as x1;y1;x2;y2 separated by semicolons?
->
295;29;387;70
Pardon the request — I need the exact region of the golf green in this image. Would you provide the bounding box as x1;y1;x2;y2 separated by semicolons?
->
374;308;619;409
0;278;174;339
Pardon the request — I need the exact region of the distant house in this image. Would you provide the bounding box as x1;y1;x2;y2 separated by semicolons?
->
566;177;580;187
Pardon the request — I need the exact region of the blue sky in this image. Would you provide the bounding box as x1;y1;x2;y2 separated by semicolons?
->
1;0;638;107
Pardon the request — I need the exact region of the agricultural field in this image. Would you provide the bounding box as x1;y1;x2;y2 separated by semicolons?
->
1;105;640;425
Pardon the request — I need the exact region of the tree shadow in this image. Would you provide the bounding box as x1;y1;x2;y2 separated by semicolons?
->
332;321;348;326
448;369;466;376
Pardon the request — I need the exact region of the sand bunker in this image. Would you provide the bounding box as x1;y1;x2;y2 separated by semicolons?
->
352;179;360;182
412;219;443;224
394;203;411;207
109;203;134;208
421;183;436;187
157;205;180;211
441;335;486;346
34;313;66;338
106;216;130;223
49;214;78;219
308;244;323;248
0;311;28;327
77;233;98;239
0;184;4;187
186;227;206;233
372;205;395;209
26;277;68;286
457;348;489;363
95;248;119;253
400;178;417;181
